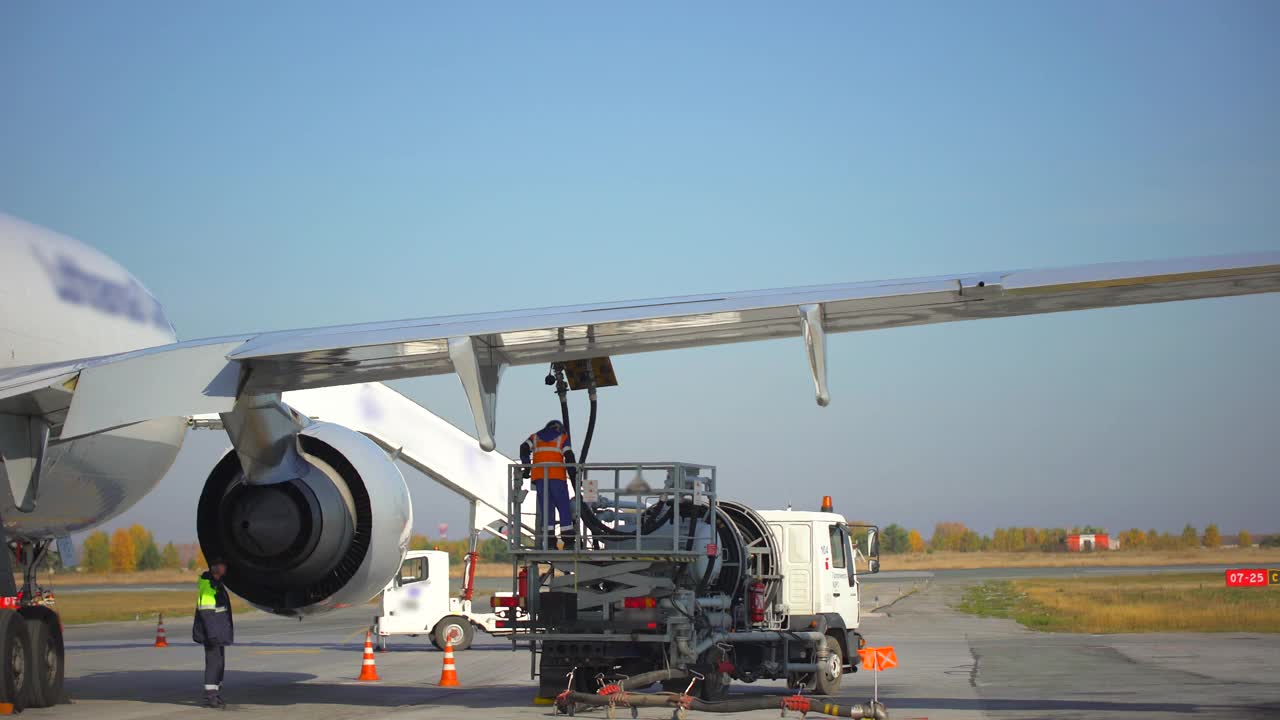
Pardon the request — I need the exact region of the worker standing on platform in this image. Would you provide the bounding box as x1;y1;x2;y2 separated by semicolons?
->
192;557;234;709
520;419;577;547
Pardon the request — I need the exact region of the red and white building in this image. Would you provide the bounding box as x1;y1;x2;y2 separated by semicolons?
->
1066;533;1118;551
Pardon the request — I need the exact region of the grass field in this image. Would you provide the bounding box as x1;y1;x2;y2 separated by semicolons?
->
884;547;1280;571
957;573;1280;633
45;591;254;626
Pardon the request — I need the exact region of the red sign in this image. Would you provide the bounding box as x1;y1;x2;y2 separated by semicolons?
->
0;597;18;610
705;543;718;557
1225;569;1270;587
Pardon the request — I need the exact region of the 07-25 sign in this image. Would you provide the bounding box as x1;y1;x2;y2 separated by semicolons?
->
1225;569;1273;587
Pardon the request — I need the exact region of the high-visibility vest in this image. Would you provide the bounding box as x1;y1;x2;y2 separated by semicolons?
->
529;432;569;481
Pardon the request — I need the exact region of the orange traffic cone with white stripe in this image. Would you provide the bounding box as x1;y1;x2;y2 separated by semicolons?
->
357;630;380;681
437;640;460;687
154;613;169;648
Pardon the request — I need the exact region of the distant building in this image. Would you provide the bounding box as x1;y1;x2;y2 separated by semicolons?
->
1067;533;1118;551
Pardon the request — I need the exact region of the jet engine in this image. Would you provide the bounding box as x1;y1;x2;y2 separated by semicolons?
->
196;422;411;615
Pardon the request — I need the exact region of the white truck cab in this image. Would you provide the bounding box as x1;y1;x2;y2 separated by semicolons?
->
375;550;515;651
759;510;865;630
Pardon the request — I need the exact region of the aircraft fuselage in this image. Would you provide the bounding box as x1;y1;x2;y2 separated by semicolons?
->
0;214;186;540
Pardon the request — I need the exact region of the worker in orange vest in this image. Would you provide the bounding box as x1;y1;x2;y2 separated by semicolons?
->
519;419;577;547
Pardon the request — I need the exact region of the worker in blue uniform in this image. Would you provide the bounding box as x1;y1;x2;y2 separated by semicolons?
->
519;419;578;548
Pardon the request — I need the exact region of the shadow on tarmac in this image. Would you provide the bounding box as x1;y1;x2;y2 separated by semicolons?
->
67;671;541;709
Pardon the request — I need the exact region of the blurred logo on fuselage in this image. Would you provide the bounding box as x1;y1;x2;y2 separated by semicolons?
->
32;245;172;332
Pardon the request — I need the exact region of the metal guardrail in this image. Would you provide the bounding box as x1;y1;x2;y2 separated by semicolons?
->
506;462;717;556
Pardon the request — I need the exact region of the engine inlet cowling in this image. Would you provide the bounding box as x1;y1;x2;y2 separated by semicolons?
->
197;422;412;615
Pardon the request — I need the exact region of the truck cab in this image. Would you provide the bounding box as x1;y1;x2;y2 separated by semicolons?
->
375;549;516;651
760;510;863;630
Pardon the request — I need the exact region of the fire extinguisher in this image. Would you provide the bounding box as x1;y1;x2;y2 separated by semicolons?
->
518;566;529;606
748;580;767;624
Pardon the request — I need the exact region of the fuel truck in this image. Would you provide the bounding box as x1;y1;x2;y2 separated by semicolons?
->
494;461;882;706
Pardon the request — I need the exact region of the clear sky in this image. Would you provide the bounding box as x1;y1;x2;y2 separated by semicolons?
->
2;2;1277;543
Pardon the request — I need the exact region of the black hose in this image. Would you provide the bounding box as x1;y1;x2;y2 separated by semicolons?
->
554;371;699;543
613;668;687;690
579;388;597;464
558;690;887;718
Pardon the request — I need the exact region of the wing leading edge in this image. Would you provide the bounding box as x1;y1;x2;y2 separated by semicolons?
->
4;251;1276;449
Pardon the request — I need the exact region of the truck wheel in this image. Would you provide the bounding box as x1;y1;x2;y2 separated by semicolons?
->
697;647;731;701
0;612;33;709
18;608;62;708
432;617;473;651
812;635;843;696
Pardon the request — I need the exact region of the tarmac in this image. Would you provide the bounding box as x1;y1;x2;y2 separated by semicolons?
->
50;567;1280;719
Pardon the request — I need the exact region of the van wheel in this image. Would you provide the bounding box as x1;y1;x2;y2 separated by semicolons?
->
813;635;843;696
19;608;62;707
0;612;33;709
432;617;473;651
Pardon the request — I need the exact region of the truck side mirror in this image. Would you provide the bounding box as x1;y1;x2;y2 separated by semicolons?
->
869;558;880;574
866;529;881;574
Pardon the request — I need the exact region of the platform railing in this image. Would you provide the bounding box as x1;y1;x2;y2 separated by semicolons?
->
505;461;717;557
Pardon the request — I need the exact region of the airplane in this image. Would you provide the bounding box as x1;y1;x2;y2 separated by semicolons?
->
0;209;1277;707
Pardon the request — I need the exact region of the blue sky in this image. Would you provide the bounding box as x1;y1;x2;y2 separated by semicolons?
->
3;2;1278;542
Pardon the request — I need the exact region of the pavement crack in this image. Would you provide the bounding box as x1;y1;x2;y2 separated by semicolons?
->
967;635;981;688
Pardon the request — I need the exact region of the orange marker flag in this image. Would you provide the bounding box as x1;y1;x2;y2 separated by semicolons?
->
858;646;898;671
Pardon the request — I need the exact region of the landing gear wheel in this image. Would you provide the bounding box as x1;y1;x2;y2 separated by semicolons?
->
18;607;62;708
812;635;843;696
431;616;473;651
0;612;32;709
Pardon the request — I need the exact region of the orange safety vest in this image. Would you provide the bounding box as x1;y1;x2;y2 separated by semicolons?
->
529;432;569;481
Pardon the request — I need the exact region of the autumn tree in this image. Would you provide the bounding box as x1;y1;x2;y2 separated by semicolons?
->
109;528;137;572
1202;524;1221;549
161;542;181;569
907;529;925;553
1238;530;1252;548
188;546;206;571
1180;524;1199;548
83;531;111;573
930;522;971;552
409;534;430;551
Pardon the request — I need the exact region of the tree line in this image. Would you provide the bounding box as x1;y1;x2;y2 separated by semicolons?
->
874;522;1275;554
408;534;510;564
79;525;204;573
67;520;1275;573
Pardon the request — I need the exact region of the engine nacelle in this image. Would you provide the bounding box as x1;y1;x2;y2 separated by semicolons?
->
197;422;411;615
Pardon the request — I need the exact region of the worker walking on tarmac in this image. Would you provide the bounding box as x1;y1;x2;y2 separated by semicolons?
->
520;419;577;548
192;557;234;709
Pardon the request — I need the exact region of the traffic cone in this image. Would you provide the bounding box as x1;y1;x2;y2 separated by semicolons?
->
357;630;380;681
154;613;169;648
437;640;460;687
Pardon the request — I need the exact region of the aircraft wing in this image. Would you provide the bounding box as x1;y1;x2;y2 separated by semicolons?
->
4;251;1278;449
